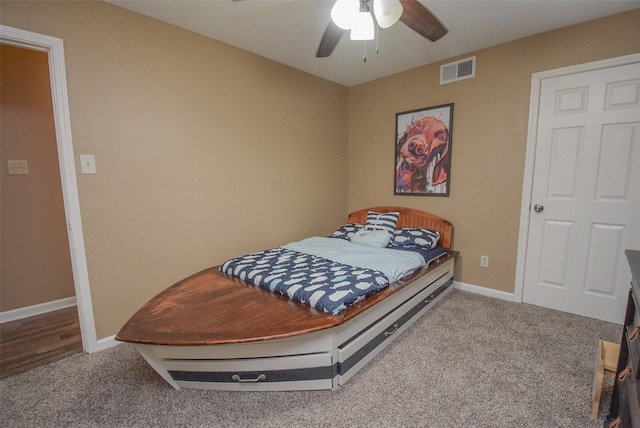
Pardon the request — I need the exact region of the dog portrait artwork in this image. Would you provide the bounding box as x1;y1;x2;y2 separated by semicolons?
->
394;104;453;196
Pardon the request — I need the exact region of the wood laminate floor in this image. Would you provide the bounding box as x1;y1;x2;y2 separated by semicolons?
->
0;306;83;379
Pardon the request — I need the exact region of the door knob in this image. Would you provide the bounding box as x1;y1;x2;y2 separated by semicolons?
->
533;204;544;213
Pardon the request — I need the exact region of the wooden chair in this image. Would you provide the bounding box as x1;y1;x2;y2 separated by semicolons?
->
591;339;620;420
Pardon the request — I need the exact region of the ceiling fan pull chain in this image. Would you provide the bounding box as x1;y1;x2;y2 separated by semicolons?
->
376;22;380;54
363;41;367;62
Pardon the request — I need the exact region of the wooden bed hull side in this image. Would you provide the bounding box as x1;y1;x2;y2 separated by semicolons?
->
132;257;455;391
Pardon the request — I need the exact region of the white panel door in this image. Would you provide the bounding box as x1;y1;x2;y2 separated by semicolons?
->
523;62;640;323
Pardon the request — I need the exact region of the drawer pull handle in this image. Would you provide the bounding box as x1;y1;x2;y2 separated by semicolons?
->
618;367;631;381
231;374;266;383
629;325;640;342
384;323;399;337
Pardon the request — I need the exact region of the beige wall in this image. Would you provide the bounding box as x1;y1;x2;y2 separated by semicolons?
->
348;9;640;293
0;1;349;338
0;44;75;311
1;1;638;339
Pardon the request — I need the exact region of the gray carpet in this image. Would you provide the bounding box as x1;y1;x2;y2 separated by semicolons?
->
0;289;621;427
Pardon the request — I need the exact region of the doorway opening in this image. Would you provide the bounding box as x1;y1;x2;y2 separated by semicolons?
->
0;25;98;353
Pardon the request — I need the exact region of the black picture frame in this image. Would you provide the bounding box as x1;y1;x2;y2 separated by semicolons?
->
394;103;453;196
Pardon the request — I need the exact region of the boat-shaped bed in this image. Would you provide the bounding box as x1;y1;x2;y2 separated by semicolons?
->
116;206;457;391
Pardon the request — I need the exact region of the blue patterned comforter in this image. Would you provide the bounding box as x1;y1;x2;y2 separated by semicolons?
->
220;237;426;315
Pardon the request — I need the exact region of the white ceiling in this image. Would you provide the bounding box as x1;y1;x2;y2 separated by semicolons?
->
106;0;640;87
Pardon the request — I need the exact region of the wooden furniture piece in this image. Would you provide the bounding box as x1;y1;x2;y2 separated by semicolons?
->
116;207;457;391
605;250;640;427
591;340;620;420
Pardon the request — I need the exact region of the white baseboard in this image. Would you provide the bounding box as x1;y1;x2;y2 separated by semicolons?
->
96;335;121;352
453;281;518;302
0;296;77;324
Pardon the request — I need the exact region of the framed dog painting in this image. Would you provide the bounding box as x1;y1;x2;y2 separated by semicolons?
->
394;103;453;196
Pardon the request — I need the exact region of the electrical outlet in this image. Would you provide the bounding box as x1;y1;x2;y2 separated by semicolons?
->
480;255;489;268
7;160;29;175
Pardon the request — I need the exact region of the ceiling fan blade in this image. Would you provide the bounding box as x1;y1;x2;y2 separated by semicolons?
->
316;20;346;58
399;0;448;42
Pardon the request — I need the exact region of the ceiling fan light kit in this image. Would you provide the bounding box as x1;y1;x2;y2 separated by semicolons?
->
373;0;403;28
331;0;359;30
332;0;402;37
351;11;375;40
317;0;448;59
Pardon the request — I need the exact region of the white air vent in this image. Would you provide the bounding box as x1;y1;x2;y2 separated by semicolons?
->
440;56;476;85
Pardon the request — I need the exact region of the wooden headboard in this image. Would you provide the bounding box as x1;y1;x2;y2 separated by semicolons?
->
347;206;454;251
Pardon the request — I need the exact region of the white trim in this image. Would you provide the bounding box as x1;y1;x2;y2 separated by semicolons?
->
0;25;98;353
514;53;640;303
453;281;516;302
97;335;121;352
0;297;76;324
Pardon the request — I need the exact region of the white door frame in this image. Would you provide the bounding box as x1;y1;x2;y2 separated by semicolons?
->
514;52;640;303
1;25;98;353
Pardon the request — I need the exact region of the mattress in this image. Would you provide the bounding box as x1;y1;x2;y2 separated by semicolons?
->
220;236;445;315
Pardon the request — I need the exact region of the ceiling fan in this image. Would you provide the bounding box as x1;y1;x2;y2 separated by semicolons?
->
317;0;448;58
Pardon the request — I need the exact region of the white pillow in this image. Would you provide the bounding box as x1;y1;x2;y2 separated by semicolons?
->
350;229;391;248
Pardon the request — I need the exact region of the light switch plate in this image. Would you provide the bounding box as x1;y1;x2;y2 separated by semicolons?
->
7;160;29;175
80;154;96;174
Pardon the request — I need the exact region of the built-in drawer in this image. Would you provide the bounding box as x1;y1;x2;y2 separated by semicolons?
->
615;366;640;428
625;325;640;386
165;352;334;391
337;279;452;384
